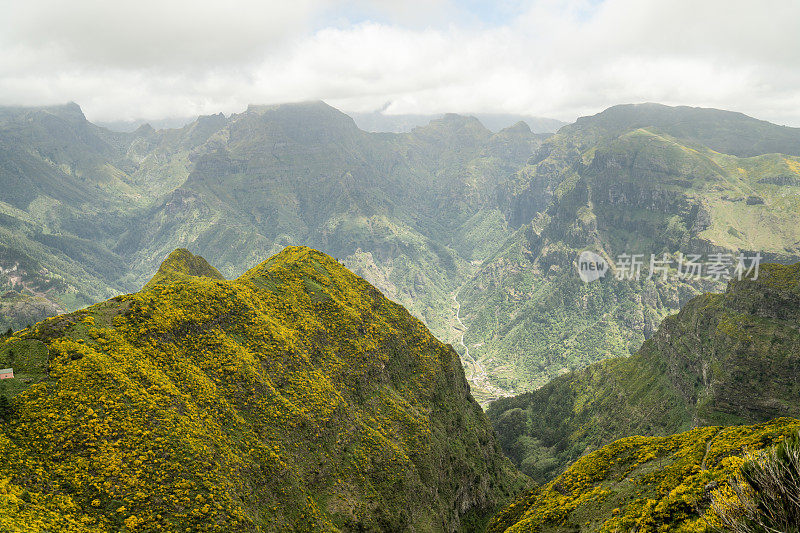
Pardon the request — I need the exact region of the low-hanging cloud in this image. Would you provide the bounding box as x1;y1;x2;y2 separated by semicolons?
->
1;0;799;126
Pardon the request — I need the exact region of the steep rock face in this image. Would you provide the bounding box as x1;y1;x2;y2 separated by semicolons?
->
0;247;526;532
487;262;800;483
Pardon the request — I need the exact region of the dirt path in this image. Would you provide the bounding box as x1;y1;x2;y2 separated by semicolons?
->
451;293;514;402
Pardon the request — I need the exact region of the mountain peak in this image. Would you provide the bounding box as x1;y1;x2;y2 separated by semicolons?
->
237;101;360;139
143;248;224;289
0;101;87;125
410;113;492;145
570;102;800;157
239;246;351;290
38;101;87;124
242;100;350;123
498;120;532;134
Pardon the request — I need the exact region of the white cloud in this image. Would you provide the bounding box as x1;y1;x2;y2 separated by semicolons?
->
1;0;799;126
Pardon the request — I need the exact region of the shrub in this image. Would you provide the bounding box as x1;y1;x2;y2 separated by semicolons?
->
0;396;13;422
713;432;800;532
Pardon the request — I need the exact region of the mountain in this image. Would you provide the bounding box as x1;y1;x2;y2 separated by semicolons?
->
0;102;145;330
348;110;566;134
0;100;547;403
487;261;800;483
569;103;800;157
487;417;800;532
116;104;539;349
0;247;527;532
142;248;224;289
457;103;800;392
2;100;800;403
0;101;239;330
96;116;197;133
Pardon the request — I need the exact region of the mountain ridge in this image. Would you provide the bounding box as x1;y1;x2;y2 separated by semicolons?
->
2;99;799;402
0;245;527;531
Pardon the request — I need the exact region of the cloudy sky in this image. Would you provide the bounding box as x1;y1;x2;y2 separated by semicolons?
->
1;0;799;125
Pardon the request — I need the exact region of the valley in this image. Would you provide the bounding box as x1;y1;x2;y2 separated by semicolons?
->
2;245;798;532
3;101;800;398
452;292;515;406
4;1;800;530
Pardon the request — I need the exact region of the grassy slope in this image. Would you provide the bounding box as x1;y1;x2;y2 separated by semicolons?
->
0;247;526;532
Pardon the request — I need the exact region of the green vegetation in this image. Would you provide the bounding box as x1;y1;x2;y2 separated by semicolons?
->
0;338;49;398
462;106;800;393
0;247;526;532
488;418;800;532
487;261;800;483
713;431;800;532
142;248;225;289
3;100;800;400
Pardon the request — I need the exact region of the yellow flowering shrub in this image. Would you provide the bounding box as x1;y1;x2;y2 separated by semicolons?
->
0;246;524;532
488;418;800;532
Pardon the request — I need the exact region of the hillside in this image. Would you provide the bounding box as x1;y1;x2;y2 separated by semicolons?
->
3;100;800;402
0;102;538;398
487;261;800;483
0;247;526;532
459;104;800;392
487;418;800;532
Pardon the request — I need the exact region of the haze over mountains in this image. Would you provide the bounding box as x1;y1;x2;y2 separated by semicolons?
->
347;110;566;135
97;110;566;136
1;99;800;403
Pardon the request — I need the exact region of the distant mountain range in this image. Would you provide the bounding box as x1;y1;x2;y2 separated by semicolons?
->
96;109;567;135
347;109;566;134
1;100;799;403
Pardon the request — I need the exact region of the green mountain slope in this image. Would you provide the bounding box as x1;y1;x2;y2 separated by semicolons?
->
0;247;526;532
487;261;800;483
142;248;224;289
568;102;800;157
487;418;800;532
3;100;800;403
0;102;540;405
460;105;800;393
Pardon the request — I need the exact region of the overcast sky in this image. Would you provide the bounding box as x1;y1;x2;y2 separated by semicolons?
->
1;0;799;125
